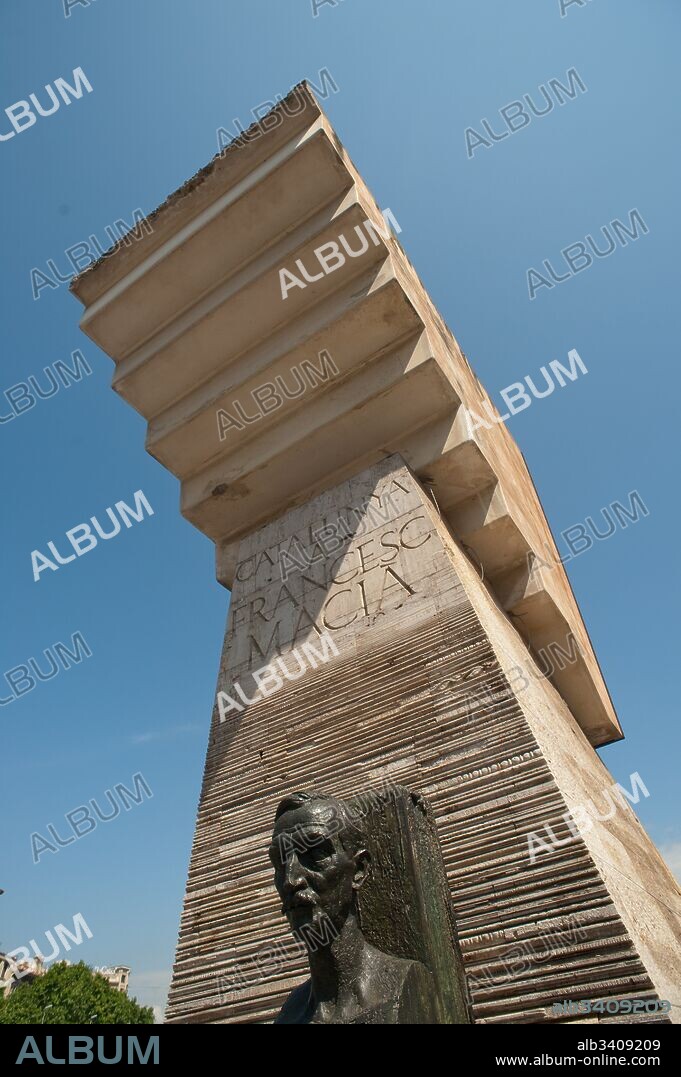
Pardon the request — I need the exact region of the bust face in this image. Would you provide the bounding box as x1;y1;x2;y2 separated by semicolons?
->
269;799;366;938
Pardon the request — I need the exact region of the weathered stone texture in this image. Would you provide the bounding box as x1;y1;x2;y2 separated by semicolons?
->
68;85;680;1026
165;459;679;1024
71;84;619;748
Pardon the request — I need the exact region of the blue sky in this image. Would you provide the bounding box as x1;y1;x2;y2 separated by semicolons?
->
1;0;679;1019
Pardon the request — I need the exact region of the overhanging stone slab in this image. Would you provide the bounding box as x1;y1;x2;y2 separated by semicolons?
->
184;339;453;538
145;268;423;477
71;85;621;792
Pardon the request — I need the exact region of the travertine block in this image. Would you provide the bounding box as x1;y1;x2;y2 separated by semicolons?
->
165;458;679;1024
71;84;619;747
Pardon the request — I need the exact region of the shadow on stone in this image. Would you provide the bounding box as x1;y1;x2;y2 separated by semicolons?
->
351;784;470;1024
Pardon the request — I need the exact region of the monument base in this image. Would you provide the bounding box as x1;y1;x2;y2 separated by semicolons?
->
166;456;680;1024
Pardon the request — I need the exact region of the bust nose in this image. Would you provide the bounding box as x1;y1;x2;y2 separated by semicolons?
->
283;852;306;893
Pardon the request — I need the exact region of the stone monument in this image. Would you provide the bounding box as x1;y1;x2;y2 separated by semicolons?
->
70;83;681;1024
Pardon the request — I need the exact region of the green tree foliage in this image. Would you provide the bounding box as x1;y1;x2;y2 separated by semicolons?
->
0;962;154;1024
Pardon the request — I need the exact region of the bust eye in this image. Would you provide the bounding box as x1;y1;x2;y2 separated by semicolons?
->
306;840;334;863
297;847;326;871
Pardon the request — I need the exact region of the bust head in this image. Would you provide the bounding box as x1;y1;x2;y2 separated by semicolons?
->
269;791;370;941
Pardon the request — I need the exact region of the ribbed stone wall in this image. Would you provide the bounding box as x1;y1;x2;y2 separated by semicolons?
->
165;458;674;1024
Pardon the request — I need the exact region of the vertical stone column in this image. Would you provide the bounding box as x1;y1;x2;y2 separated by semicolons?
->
69;84;680;1025
164;457;679;1023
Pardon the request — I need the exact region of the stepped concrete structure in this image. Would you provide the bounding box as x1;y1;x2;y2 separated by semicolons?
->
71;83;680;1024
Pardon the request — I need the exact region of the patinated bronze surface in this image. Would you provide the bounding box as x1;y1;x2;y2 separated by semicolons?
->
269;790;442;1024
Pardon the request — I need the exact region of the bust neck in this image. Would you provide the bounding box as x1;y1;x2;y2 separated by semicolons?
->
305;911;369;1007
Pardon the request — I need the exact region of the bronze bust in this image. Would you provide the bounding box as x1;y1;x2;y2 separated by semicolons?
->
269;790;438;1024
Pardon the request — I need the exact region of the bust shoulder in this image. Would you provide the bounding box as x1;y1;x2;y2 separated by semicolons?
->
273;979;313;1024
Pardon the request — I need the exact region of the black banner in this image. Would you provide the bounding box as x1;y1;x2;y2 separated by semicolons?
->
0;1022;677;1068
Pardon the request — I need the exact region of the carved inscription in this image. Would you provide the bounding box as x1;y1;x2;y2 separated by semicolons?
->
227;476;435;670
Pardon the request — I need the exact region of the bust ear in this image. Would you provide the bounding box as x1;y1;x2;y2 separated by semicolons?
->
352;847;371;889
